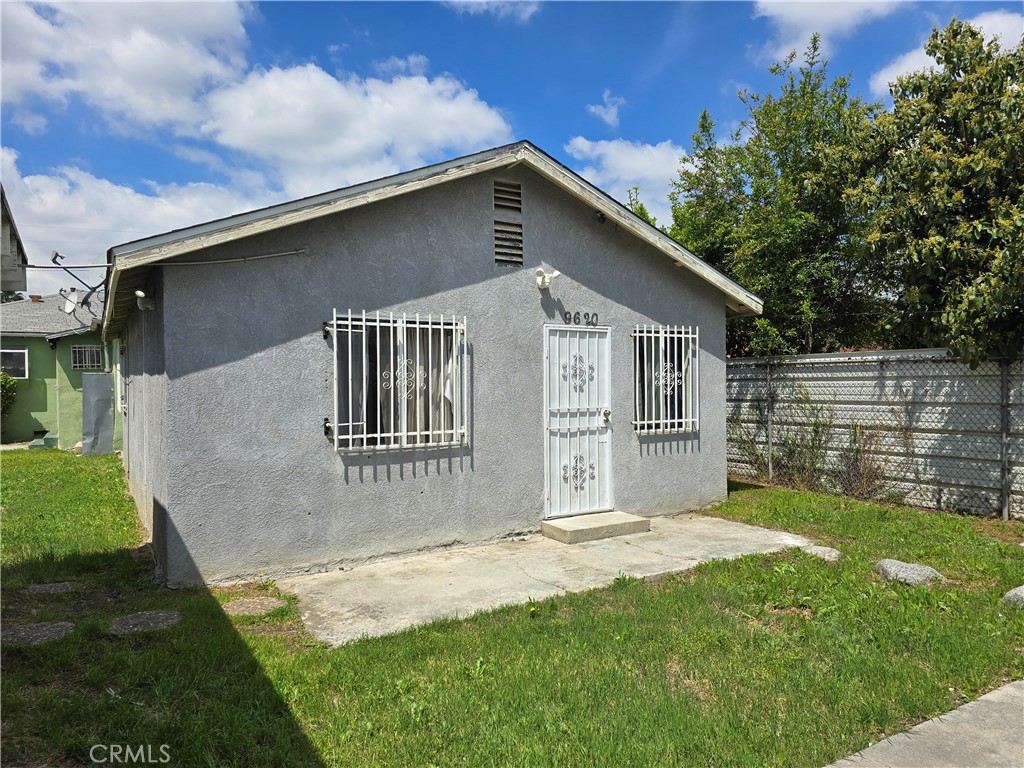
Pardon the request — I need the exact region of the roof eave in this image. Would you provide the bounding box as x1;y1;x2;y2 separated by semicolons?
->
105;141;763;327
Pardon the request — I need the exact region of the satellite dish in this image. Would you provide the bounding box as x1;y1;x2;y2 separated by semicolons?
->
63;287;79;315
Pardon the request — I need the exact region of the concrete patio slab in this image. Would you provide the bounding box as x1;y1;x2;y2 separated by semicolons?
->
279;513;808;646
825;680;1024;768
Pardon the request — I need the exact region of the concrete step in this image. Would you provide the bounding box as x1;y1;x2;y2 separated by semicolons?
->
541;511;650;544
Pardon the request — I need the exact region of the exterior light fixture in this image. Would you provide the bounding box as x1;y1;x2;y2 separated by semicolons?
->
135;289;155;311
535;267;560;291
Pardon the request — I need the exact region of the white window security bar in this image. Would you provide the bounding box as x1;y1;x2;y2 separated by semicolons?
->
632;324;699;434
326;310;467;450
71;345;104;370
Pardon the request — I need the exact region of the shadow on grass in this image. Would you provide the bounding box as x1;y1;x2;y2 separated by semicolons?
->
727;478;766;493
0;547;326;767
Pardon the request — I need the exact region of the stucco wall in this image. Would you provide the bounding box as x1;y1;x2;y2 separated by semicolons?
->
0;336;56;441
122;273;169;578
150;166;729;585
0;331;114;448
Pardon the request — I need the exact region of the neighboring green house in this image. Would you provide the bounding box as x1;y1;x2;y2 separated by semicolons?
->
0;291;122;451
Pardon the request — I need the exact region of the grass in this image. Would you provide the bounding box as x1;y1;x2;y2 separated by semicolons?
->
2;454;1023;766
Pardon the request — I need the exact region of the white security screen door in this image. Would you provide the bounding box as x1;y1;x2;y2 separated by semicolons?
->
544;326;612;518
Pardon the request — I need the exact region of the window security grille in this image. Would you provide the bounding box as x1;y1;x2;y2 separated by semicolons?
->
71;345;104;370
493;180;522;212
494;220;523;266
328;311;467;450
0;349;28;379
633;325;699;433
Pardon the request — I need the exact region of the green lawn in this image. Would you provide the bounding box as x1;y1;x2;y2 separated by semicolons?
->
2;453;1022;767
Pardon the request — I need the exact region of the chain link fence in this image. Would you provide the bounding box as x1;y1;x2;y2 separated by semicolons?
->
726;349;1024;519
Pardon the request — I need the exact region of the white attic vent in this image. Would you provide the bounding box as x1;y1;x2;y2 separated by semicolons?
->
493;180;522;212
494;221;523;266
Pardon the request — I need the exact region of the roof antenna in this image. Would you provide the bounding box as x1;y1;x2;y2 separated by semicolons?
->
51;250;105;310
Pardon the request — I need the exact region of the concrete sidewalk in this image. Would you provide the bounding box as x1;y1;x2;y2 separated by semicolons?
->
279;513;808;646
826;680;1024;768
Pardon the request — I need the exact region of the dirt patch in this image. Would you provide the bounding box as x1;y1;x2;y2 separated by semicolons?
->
222;597;286;616
767;605;813;619
970;518;1024;546
239;623;322;653
665;659;717;703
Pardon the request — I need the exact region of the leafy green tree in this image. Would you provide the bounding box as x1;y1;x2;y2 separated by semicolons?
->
847;19;1023;365
626;186;658;228
670;36;884;357
668;109;744;274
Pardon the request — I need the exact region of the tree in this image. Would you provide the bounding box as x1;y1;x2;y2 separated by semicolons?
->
847;19;1023;365
668;109;744;275
670;36;885;357
1;291;25;303
626;187;658;228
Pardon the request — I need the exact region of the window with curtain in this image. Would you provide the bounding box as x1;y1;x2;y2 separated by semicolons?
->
1;349;28;379
330;311;467;450
633;324;699;433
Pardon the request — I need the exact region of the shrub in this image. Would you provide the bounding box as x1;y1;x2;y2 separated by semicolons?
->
833;424;890;501
0;370;16;418
772;386;835;491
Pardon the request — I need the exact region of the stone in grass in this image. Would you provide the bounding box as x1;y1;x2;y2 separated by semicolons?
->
801;545;842;563
222;597;286;616
20;581;82;595
109;611;182;635
1;621;75;645
875;559;946;586
1001;586;1024;608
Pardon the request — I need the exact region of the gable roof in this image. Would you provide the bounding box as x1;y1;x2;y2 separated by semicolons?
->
1;290;105;339
104;141;762;338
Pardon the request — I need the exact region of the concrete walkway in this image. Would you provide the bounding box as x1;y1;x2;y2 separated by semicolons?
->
279;513;808;646
826;680;1024;768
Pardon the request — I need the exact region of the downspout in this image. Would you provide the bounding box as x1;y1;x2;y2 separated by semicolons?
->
54;341;60;446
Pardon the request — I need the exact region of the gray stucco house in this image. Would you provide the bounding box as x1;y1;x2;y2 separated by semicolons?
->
103;142;762;586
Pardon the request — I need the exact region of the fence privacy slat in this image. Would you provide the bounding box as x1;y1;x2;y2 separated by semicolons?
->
726;350;1024;520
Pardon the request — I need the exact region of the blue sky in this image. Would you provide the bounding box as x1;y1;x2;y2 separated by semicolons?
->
2;1;1021;294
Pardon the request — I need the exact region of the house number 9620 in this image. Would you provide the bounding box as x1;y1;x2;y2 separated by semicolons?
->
564;311;598;326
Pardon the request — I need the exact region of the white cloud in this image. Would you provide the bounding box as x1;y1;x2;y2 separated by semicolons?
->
586;90;627;129
564;137;685;229
9;111;48;136
870;10;1024;97
0;2;519;297
0;1;249;132
753;1;902;61
202;64;513;197
375;54;430;77
444;1;540;24
1;148;271;296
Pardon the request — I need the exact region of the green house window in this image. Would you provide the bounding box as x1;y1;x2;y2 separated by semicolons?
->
0;349;28;379
71;345;103;370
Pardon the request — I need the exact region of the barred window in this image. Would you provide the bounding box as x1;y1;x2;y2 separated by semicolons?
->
633;324;699;433
71;345;103;370
0;349;28;379
328;311;467;450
